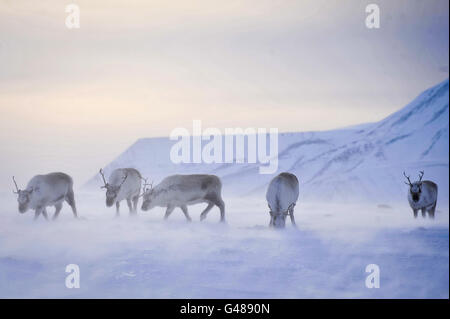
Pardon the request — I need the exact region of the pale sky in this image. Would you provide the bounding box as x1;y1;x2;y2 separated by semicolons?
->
0;0;448;190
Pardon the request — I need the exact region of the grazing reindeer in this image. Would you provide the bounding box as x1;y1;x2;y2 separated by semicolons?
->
99;168;142;216
141;174;225;222
266;172;299;229
12;172;78;220
404;171;438;219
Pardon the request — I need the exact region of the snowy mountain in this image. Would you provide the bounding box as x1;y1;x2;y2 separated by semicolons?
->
86;79;449;204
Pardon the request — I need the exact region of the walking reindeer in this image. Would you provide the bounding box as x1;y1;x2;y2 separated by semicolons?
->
404;171;438;219
12;172;78;220
99;168;142;216
266;172;299;228
141;174;226;222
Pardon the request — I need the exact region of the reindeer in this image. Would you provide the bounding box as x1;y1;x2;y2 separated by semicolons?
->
12;172;78;220
404;171;438;219
141;174;225;222
99;168;142;216
266;172;299;229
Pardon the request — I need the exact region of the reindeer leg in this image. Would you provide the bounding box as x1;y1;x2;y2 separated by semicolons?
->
53;203;63;220
215;199;226;223
34;207;43;221
180;205;192;222
200;202;214;221
413;209;418;218
421;208;427;218
126;198;134;216
205;193;226;223
115;201;120;217
289;210;297;227
65;190;78;219
219;200;225;223
132;195;139;214
164;205;175;220
287;204;297;227
269;215;274;228
42;208;49;221
428;203;436;219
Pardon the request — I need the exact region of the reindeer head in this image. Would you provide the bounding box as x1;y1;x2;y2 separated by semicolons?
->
12;176;34;213
140;179;154;211
404;171;424;202
269;203;295;229
99;169;128;207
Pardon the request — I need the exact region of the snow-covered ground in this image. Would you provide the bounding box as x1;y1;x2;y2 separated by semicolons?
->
0;191;448;299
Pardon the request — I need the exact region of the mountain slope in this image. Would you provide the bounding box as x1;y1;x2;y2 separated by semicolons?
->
86;79;449;204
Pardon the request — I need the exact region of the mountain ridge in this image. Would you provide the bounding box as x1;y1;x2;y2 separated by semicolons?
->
86;79;449;204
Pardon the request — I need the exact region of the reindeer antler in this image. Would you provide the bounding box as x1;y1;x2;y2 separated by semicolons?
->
140;177;153;197
99;169;108;188
12;176;20;194
403;171;412;186
418;171;424;182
